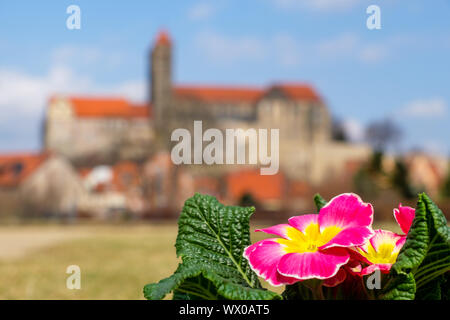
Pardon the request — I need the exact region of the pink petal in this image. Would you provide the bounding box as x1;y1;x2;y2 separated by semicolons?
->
255;224;292;239
277;247;349;280
395;235;406;252
348;229;405;276
318;193;374;249
319;193;373;230
243;239;299;287
323;268;347;287
369;229;404;253
393;204;415;234
320;226;374;250
244;241;261;257
360;263;392;276
349;247;372;265
288;214;318;233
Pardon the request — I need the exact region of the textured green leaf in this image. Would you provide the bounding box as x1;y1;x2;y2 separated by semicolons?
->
313;194;327;212
382;272;416;300
382;193;450;300
173;273;226;300
391;195;429;274
143;193;281;300
413;194;450;299
441;273;450;300
144;264;204;300
415;276;443;300
282;282;313;300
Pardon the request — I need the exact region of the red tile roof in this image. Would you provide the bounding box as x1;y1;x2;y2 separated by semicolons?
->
155;30;171;46
288;180;310;198
51;97;151;119
270;83;321;102
226;169;284;201
174;86;263;103
78;167;92;179
129;103;152;118
174;83;321;104
0;153;49;188
49;83;320;120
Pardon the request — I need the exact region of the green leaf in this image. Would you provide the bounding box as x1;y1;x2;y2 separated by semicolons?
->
391;195;430;274
173;272;226;300
441;273;450;300
143;193;281;300
313;194;327;212
382;193;450;300
415;276;443;300
382;272;416;300
144;264;205;300
282;282;313;300
413;195;450;300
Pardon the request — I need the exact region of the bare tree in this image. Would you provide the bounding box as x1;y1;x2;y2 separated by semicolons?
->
365;118;402;152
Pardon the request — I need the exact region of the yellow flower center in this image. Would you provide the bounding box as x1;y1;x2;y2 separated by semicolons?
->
276;223;342;253
358;243;398;264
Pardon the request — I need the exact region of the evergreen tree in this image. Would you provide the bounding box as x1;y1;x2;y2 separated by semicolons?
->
441;171;450;198
390;159;415;199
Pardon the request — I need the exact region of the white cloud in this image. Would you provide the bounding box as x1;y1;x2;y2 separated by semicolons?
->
194;30;393;67
359;44;388;63
195;31;267;64
399;98;447;118
51;45;122;71
316;33;389;63
317;33;358;58
111;80;146;102
0;44;146;149
341;118;365;142
195;31;305;67
52;45;101;65
188;3;216;21
272;0;362;12
0;65;90;117
0;44;145;117
273;34;302;67
0;65;91;150
0;65;145;119
0;64;145;151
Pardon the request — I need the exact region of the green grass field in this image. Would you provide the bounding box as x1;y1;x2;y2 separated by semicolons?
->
0;222;400;299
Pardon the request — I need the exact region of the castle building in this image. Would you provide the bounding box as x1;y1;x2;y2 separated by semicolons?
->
45;97;152;164
44;30;370;185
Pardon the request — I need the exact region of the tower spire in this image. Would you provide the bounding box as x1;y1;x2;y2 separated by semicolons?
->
150;30;173;149
155;29;171;47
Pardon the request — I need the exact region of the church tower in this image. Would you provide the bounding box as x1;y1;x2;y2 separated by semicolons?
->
150;30;172;131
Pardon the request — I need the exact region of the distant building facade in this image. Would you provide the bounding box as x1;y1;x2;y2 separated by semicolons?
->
0;153;83;218
44;97;152;165
44;30;370;187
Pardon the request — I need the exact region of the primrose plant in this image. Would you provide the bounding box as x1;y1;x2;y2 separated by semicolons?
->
144;192;450;300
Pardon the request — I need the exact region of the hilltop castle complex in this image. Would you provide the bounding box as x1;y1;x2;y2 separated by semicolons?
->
44;31;370;186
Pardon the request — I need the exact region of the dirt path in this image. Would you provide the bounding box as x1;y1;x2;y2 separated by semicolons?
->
0;226;86;260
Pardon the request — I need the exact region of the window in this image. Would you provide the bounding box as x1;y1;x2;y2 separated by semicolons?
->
310;106;322;126
12;162;24;176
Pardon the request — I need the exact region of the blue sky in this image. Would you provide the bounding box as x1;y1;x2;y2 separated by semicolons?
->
0;0;449;155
